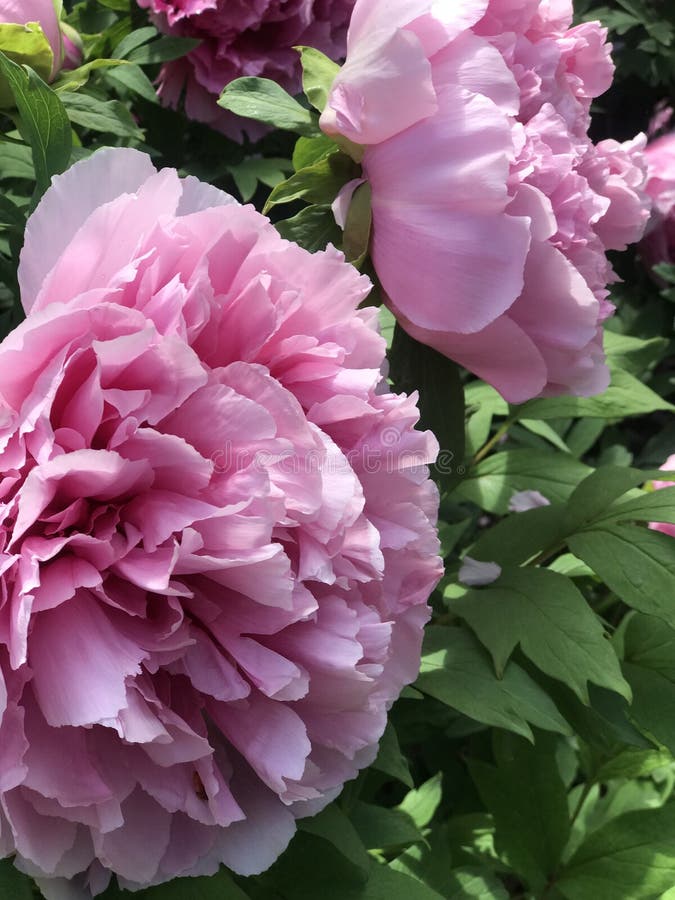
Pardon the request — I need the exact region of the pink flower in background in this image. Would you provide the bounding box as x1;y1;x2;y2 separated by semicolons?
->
0;0;63;79
641;132;675;279
135;0;355;140
0;148;441;894
321;0;650;403
649;455;675;539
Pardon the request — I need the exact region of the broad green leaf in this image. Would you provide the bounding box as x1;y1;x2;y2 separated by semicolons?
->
456;449;591;514
372;721;414;788
397;774;443;829
218;76;318;136
297;45;339;112
565;466;650;528
557;803;675;900
342;180;371;265
452;568;630;702
127;35;200;65
379;305;396;351
417;626;571;740
53;58;128;93
594;748;672;782
0;858;32;900
548;553;595;578
61;92;143;138
105;63;159;104
274;203;342;253
300;804;370;876
389;325;465;490
0;52;71;198
350;801;424;850
622;614;675;754
443;868;508;899
0;142;34;180
519;367;674;420
604;331;669;374
466;504;569;567
112;26;158;59
0;22;53;94
597;485;675;528
568;525;675;629
392;829;507;899
470;732;570;891
292;133;337;170
227;157;292;202
520;418;571;453
0;194;25;228
263;151;357;212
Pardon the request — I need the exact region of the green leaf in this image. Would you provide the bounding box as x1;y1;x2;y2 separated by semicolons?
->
53;58;129;93
622;614;675;754
227;157;292;202
379;305;396;351
61;92;143;138
557;803;675;900
127;35;201;65
274;203;342;253
568;525;675;629
300;804;370;876
0;142;34;180
0;858;33;900
565;466;650;528
452;567;630;702
465;383;508;457
105;62;159;103
466;504;569;567
263;151;357;212
596;485;675;528
392;830;507;899
594;748;673;782
389;324;465;489
132;871;250;900
456;449;592;514
604;330;669;374
469;732;570;891
292;133;337;170
372;721;414;788
350;801;424;851
520;418;571;453
112;26;158;60
0;53;71;199
519;367;674;420
342;180;371;265
0;21;53;91
218;76;318;136
297;45;339;112
417;626;571;740
397;774;443;829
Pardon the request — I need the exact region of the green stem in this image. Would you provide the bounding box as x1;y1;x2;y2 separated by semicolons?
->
472;420;513;465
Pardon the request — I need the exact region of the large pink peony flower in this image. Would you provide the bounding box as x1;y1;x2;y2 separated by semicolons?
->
135;0;355;140
641;132;675;278
321;0;650;403
0;0;63;80
650;454;675;539
0;147;441;895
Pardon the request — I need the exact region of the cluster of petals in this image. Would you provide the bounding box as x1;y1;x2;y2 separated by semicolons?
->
321;0;651;402
650;454;675;539
641;132;675;278
0;147;442;895
0;0;64;80
136;0;355;140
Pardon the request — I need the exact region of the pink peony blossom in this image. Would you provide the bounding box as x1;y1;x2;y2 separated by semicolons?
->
321;0;650;403
641;132;675;278
135;0;355;140
649;454;675;539
0;147;442;894
0;0;63;80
